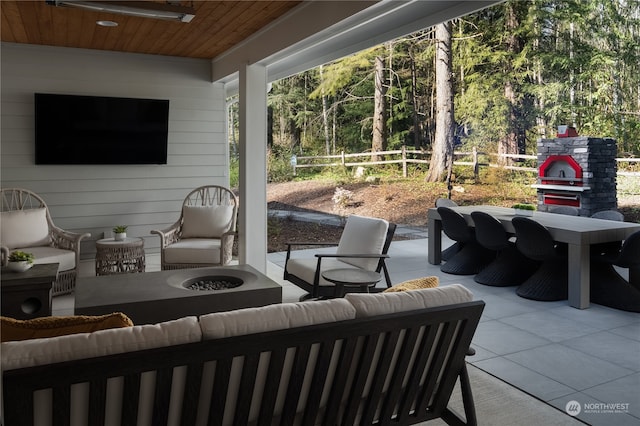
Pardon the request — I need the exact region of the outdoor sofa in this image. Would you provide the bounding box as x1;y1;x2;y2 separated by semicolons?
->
2;284;484;425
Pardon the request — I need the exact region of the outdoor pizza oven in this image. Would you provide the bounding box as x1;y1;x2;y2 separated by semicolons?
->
533;137;617;216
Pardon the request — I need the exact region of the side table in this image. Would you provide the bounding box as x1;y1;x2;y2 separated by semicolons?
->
1;263;58;319
95;237;145;276
321;268;382;298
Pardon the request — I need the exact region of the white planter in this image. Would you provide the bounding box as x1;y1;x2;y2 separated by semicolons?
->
114;232;127;241
514;209;534;216
7;261;33;272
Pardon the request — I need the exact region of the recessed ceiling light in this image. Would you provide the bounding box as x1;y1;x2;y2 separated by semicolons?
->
97;20;118;27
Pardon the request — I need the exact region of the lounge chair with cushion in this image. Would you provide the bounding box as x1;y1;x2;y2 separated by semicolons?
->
284;215;395;299
0;188;90;295
151;185;238;270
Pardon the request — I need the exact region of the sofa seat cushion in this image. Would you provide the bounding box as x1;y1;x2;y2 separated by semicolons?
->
1;316;201;370
200;298;356;339
0;208;50;249
0;313;133;342
164;238;222;264
346;284;473;317
285;258;361;287
181;205;234;238
19;246;76;271
383;276;439;292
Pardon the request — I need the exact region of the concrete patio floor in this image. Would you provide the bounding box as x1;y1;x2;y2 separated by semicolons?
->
54;232;639;426
267;236;640;426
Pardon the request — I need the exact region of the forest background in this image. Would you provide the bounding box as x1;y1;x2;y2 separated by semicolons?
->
228;0;640;183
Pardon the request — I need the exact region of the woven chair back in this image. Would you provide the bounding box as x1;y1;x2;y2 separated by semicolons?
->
437;206;473;243
512;217;558;261
471;211;509;251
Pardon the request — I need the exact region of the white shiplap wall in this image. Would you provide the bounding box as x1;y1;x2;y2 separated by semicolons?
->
0;43;228;258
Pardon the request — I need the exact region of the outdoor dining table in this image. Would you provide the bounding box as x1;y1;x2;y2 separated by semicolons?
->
428;205;640;309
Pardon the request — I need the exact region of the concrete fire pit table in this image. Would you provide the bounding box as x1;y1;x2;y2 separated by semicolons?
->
75;264;282;324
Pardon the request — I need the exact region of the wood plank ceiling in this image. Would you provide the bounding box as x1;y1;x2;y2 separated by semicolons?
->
0;1;302;59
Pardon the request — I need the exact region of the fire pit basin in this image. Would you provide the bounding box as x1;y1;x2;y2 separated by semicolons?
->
183;276;243;291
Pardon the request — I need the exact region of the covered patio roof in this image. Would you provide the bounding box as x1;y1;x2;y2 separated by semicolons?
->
1;1;500;86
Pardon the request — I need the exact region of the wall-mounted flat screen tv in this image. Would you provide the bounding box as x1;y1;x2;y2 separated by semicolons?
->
35;93;169;165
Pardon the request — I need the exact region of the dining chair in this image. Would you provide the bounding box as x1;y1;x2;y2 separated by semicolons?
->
590;209;625;256
435;198;460;261
471;211;538;286
437;207;494;275
590;230;640;312
511;217;568;301
590;210;624;221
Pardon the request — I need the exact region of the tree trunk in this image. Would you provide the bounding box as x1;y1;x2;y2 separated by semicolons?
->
319;65;331;155
409;48;421;149
499;2;522;165
426;22;454;182
372;55;387;162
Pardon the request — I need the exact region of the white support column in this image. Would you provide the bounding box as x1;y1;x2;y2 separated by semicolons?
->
238;63;267;273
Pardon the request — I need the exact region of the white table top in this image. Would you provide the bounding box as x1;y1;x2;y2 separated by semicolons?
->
96;237;144;247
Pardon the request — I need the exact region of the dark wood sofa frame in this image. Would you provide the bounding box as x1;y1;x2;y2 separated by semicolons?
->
3;300;484;426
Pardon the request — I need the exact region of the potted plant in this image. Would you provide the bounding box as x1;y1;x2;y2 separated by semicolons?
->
512;203;536;216
7;250;35;272
113;225;128;241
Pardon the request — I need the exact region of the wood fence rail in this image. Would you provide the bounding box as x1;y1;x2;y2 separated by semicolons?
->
290;146;639;178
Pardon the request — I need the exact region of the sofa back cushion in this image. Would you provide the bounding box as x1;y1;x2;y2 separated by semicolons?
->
181;205;234;238
199;298;355;339
336;215;389;270
0;208;50;249
1;316;201;370
0;313;133;342
345;283;473;317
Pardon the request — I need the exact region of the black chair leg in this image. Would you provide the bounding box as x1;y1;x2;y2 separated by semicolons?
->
459;363;478;426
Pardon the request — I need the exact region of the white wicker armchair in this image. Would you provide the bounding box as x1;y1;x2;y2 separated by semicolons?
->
0;188;90;295
151;185;238;270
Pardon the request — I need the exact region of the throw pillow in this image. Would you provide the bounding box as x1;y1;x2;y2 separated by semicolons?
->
0;312;134;342
383;276;439;292
181;205;234;238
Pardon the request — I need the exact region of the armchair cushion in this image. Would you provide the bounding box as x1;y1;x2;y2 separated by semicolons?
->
181;205;234;238
0;208;50;249
26;246;75;271
346;284;473;317
163;238;222;264
0;313;133;342
336;215;389;270
285;258;359;287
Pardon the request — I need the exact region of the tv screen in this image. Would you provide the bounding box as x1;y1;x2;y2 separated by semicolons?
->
35;93;169;165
